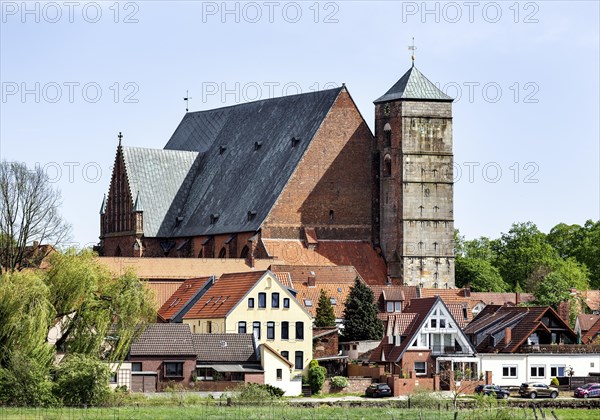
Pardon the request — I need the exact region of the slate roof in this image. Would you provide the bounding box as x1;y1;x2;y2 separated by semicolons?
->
183;271;266;319
374;66;453;103
121;146;199;237
271;265;362;318
193;333;258;362
464;305;577;353
262;239;388;285
151;88;343;237
130;323;195;356
157;277;212;321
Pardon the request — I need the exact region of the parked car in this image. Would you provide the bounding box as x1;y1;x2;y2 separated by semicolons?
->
365;383;392;398
574;383;600;398
518;383;559;399
475;384;510;399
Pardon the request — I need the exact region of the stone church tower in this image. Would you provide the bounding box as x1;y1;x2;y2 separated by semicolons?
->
373;64;455;288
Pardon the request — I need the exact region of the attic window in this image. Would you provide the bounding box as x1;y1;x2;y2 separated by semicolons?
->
210;214;220;224
291;137;301;147
247;211;257;221
254;141;263;151
219;145;227;154
330;298;337;305
304;299;313;307
175;216;184;226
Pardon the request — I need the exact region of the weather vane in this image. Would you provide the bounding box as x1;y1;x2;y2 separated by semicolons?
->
184;90;192;112
118;131;123;146
408;37;417;66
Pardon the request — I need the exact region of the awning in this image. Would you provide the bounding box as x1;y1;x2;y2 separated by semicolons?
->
314;355;349;362
196;364;263;373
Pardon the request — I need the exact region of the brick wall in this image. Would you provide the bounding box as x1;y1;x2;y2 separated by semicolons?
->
347;363;385;379
384;373;438;396
400;350;434;376
313;329;339;359
263;89;373;241
128;356;196;389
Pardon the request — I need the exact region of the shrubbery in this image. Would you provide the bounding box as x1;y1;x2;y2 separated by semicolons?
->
330;376;349;389
308;360;327;394
0;351;57;407
233;383;285;402
551;377;559;387
53;354;111;406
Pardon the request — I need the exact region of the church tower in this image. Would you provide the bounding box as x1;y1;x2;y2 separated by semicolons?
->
373;63;455;288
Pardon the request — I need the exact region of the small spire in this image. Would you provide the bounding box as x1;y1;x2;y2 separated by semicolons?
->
100;194;107;215
133;191;143;212
408;37;417;66
118;131;123;146
184;90;192;113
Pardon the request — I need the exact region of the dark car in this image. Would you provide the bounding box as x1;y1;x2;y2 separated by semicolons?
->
475;384;510;399
518;383;558;399
365;383;392;398
574;383;600;398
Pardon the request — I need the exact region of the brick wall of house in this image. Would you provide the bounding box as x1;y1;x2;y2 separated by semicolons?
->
128;356;196;389
313;329;339;359
262;89;373;241
400;350;434;377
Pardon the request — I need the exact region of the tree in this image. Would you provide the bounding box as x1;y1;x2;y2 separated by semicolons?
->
492;222;559;291
342;278;383;341
53;354;111;406
0;161;70;273
314;289;336;327
307;360;327;394
455;257;509;292
532;272;572;309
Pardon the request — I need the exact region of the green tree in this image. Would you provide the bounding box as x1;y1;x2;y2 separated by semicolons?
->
0;350;57;407
314;289;336;327
307;360;327;394
532;272;572;309
455;257;509;292
492;222;559;291
53;354;111;406
342;278;383;341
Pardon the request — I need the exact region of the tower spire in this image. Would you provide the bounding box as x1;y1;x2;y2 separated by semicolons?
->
408;37;417;66
184;90;192;113
118;131;123;146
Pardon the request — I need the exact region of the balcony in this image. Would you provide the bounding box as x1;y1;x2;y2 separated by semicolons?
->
519;344;600;354
430;345;472;356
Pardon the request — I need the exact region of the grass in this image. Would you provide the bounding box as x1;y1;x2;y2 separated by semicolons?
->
0;405;598;420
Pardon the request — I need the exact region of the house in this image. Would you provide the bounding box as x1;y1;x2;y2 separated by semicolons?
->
181;270;313;375
157;276;214;322
108;362;132;390
575;314;600;342
370;284;419;313
464;305;600;386
580;316;600;344
128;323;197;391
369;296;477;384
99;63;458;289
270;265;362;324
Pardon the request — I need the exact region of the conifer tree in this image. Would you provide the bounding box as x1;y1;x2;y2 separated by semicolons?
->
314;289;336;327
342;278;383;341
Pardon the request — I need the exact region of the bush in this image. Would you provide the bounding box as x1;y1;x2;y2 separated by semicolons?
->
234;383;275;403
53;354;111;406
308;360;327;394
262;384;285;397
0;351;58;407
330;376;349;389
409;388;440;409
551;377;559;387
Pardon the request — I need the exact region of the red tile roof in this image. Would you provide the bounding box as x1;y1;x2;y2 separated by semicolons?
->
582;317;600;344
304;228;318;245
577;314;600;333
183;271;265;319
261;239;388;285
157;277;212;321
470;292;534;306
370;285;419;312
582;290;600;312
271;265;360;318
146;281;185;308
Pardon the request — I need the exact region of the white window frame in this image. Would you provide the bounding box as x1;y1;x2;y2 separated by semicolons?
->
550;365;565;377
414;361;427;375
502;365;517;378
530;365;546;379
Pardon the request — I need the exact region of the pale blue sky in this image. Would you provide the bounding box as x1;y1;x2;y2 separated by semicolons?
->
1;0;598;248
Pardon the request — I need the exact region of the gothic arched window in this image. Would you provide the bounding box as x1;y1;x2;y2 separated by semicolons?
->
383;123;392;147
240;245;249;259
218;247;227;258
383;155;392;177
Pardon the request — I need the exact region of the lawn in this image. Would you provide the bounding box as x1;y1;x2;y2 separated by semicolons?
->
1;406;598;420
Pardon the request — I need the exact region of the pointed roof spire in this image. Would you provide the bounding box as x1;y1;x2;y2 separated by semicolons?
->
99;194;107;215
118;131;123;146
133;191;143;212
408;37;417;67
374;66;453;103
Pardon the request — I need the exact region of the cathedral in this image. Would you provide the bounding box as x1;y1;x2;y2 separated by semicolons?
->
100;63;455;288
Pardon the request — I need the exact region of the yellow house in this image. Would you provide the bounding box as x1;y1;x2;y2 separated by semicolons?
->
182;270;313;376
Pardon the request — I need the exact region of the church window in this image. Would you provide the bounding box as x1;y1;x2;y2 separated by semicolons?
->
383;155;391;177
329;210;334;224
115;246;122;257
218;247;226;258
240;245;249;259
383;123;392;147
424;188;430;197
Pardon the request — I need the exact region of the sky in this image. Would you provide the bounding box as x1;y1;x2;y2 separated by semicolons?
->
1;0;599;248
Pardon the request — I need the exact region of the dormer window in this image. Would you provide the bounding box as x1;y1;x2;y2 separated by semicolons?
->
291;137;301;147
219;145;227;155
254;141;263;151
175;216;183;226
247;210;257;221
210;214;220;224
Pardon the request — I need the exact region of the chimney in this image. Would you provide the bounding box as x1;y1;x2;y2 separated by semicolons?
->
308;271;316;287
505;327;512;345
515;291;520;305
464;283;471;298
